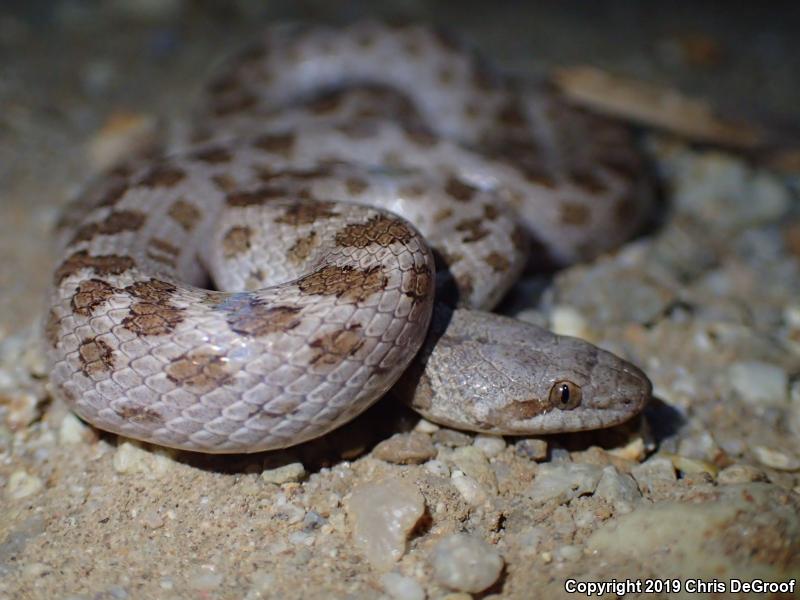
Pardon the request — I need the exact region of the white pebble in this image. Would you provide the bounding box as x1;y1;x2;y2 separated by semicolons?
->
424;459;450;478
346;479;425;570
751;445;800;471
728;361;788;406
414;418;440;434
381;572;426;600
526;463;602;505
594;466;642;514
59;413;87;445
431;533;504;593
5;470;43;500
451;471;487;506
261;462;306;484
112;441;173;477
472;435;505;458
550;305;591;339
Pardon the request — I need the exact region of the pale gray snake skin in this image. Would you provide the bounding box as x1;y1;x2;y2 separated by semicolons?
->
47;21;652;453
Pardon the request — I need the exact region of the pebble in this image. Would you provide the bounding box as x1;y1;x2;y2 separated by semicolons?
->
261;462;306;484
472;434;506;458
514;438;548;461
5;470;43;500
0;390;40;430
423;459;450;478
728;361;788;406
381;572;426;600
668;454;719;477
432;429;472;447
449;446;497;493
373;432;436;464
413;418;440;434
431;533;504;593
59;413;88;445
451;471;488;506
550;305;592;338
112;441;173;477
525;462;603;505
346;479;425;570
594;466;642;514
750;445;800;471
717;464;767;484
630;456;676;496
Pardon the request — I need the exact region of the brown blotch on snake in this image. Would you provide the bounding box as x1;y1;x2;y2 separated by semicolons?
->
335;215;414;248
455;218;489;243
225;301;302;337
71;279;118;316
122;302;184;336
444;177;478;202
167;199;202;232
274;201;340;226
252;132;296;156
287;231;319;264
54;251;136;284
226;186;287;207
138;165;186;188
166;350;234;393
115;404;164;425
70;210;147;245
309;325;366;367
78;337;115;376
126;279;178;303
297;265;388;302
485;252;511;273
222;225;253;258
192;146;233;164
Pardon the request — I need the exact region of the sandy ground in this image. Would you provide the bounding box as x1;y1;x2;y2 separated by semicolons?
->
1;2;799;599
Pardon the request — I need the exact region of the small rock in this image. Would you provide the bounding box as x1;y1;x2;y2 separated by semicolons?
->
449;446;497;493
346;479;425;570
668;454;719;477
381;572;425;600
414;418;440;434
717;464;768;484
728;361;788;406
261;462;306;484
514;438;548;461
557;545;582;561
550;305;591;338
5;470;43;500
630;456;677;496
526;463;603;505
112;441;173;477
432;429;472;447
607;436;647;463
431;533;504;593
451;471;488;506
594;466;642;514
424;459;450;478
373;432;436;464
472;435;505;458
59;413;88;445
751;445;800;471
0;390;40;430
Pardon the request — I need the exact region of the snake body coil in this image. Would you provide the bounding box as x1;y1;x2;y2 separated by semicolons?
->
47;22;652;453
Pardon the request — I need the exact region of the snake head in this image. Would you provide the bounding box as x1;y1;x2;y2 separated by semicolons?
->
401;308;652;435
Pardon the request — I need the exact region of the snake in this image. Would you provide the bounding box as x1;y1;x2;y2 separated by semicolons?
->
46;21;652;453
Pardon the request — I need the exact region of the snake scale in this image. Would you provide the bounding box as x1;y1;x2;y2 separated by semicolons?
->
47;21;652;453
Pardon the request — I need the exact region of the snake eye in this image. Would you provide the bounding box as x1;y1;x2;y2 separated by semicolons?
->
549;380;582;410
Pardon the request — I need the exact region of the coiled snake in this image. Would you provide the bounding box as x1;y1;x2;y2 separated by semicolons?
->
46;21;652;453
